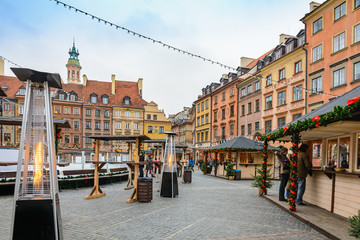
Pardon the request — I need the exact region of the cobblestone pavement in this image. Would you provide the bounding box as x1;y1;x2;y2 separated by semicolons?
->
0;171;328;240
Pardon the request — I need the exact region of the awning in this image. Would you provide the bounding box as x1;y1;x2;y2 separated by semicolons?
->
211;136;278;151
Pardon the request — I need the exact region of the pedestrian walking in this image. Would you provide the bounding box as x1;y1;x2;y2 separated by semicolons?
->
146;154;153;177
276;146;290;202
297;144;312;205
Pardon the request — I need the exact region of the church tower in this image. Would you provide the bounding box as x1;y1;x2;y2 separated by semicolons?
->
66;41;82;84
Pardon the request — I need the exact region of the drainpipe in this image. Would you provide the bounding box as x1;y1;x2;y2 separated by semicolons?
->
302;21;308;115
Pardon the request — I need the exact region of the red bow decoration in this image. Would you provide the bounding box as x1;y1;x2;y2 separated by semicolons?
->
312;116;320;127
257;136;261;141
267;136;271;139
283;125;288;132
290;190;296;195
57;132;61;138
292;152;297;157
347;96;360;106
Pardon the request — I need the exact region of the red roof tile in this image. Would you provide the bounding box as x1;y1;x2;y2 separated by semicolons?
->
82;80;114;107
0;75;25;98
246;48;275;69
114;80;147;109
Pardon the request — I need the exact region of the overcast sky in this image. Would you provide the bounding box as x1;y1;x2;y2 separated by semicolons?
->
0;0;324;115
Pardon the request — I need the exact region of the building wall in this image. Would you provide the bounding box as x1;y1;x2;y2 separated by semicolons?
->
195;96;211;147
304;0;360;111
144;101;171;140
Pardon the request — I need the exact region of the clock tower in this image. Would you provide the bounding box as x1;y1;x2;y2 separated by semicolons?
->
66;41;82;84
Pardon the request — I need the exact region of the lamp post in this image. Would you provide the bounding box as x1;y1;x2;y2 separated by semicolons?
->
10;68;63;240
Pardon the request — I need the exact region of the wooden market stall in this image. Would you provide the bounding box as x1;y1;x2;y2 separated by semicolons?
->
260;85;360;217
85;135;150;202
208;136;277;179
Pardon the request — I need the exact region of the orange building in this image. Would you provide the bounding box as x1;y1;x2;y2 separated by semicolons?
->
302;0;360;111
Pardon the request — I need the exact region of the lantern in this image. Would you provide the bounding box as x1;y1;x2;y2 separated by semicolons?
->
160;132;178;198
10;68;63;240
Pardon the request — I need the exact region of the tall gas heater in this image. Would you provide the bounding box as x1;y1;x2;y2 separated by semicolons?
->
10;68;63;240
160;132;178;198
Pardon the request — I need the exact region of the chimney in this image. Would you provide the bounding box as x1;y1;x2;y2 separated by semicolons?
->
111;74;116;95
310;1;321;12
222;74;228;79
0;58;3;75
82;74;88;86
279;33;294;44
138;78;143;98
240;57;255;68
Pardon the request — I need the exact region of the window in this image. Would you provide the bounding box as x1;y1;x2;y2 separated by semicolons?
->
86;137;91;144
201;102;204;111
74;135;79;144
54;106;61;114
72;70;75;78
19;88;26;95
74;121;79;129
241;105;245;116
116;122;121;129
214;96;218;104
333;32;345;53
135;112;139;118
222;92;225;101
255;122;259;131
214;128;217;138
328;137;350;169
197;133;200;142
153;115;157;120
126;111;130;117
313;17;322;34
123;96;131;105
356;0;360;9
354;62;360;81
278;117;286;128
4;133;11;142
74;108;80;115
286;43;293;53
90;94;97;103
293;113;302;121
95;122;100;130
241;125;245;136
197;117;200;126
247;102;251;114
247;85;252;94
125;123;130;130
86;109;91;116
104;110;109;117
312;44;322;62
222;109;226;119
247;123;252;136
230;105;235;116
205;131;208;141
275;51;281;59
104;122;109;130
355;24;360;43
205;114;209;124
133;123;139;130
86;121;91;129
241;88;246;97
279;68;285;80
147;114;151;120
333;68;345;87
206;99;209;109
293;85;302;101
230;88;235;96
159;126;164;133
95;109;100;117
255;99;260;112
4;103;10;111
265;96;272;109
295;61;302;74
201;132;204;142
266;75;272;86
19;106;24;115
65;135;70;144
197;104;200;112
201;116;204;125
102;96;108;104
312;77;323;93
255;81;260;91
278;91;286;106
334;2;346;21
230;124;234;136
265;120;272;134
59;93;65;100
214;111;217;122
116;110;121;117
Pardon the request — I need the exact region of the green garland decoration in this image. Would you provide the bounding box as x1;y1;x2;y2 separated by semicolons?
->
214;152;218;176
289;133;300;211
261;140;269;195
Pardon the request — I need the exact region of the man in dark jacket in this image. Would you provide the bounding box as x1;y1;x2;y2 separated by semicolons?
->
296;144;312;205
276;146;290;201
139;152;145;177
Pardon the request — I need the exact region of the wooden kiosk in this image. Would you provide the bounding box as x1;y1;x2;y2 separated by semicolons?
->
85;135;150;202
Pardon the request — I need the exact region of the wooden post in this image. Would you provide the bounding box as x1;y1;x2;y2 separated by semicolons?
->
125;142;134;190
181;148;185;183
127;138;139;203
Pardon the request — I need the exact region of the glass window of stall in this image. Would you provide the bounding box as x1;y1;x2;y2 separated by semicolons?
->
311;141;322;167
327;137;350;169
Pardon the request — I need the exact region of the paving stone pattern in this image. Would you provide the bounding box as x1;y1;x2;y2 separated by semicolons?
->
0;171;328;239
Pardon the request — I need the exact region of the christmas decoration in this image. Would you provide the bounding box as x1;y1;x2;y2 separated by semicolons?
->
348;210;360;239
288;133;300;211
55;127;61;155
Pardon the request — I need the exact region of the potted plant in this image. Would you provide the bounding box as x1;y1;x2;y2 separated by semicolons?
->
348;210;360;239
225;163;235;180
200;162;206;174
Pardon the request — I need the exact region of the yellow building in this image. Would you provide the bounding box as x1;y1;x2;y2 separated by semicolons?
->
260;32;306;134
144;101;171;148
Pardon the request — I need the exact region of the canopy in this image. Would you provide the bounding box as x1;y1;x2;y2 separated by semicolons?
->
86;135;151;141
210;136;278;151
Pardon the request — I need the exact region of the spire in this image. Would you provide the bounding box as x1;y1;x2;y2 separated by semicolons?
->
67;39;80;66
66;40;82;84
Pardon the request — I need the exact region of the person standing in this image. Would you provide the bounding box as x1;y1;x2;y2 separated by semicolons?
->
146;154;153;177
276;146;290;202
297;144;312;205
139;152;145;177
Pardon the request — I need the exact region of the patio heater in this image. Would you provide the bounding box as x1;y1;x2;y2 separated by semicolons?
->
160;132;178;197
10;68;63;240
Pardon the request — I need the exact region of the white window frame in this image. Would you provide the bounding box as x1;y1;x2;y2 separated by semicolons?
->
312;44;322;62
278;91;286;106
333;68;345;87
334;2;346;21
312;76;323;93
265;96;272;109
354;62;360;81
355;24;360;43
295;61;302;74
125;111;130;117
333;32;345;53
247;85;252;94
125;122;131;130
313;17;323;34
102;97;108;104
134;123;139;130
255;81;260;91
266;75;272;86
116;122;121;129
293;85;303;101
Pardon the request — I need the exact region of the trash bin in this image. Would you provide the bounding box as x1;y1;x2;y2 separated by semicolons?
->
183;170;192;183
235;170;241;180
206;166;212;173
137;177;152;203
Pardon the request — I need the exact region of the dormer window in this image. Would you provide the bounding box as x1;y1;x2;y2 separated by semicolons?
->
90;93;97;104
123;96;131;105
59;93;65;100
2;87;8;91
286;43;293;53
19;87;26;95
69;91;77;101
102;94;109;104
275;51;281;59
